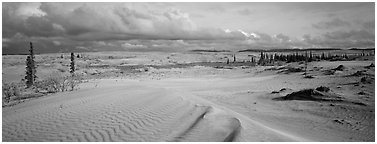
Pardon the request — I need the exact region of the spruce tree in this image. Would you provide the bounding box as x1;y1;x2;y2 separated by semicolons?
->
25;42;37;88
258;51;264;65
70;52;75;74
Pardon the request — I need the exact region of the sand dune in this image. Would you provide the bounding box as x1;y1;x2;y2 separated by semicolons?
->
3;82;242;142
3;79;310;142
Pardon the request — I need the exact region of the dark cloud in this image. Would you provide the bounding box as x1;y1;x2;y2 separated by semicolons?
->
312;18;351;29
4;3;249;42
2;2;375;54
2;3;64;38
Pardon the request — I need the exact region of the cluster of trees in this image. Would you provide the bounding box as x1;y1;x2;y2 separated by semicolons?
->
256;51;365;66
226;54;237;64
3;42;82;105
224;50;373;66
25;42;77;89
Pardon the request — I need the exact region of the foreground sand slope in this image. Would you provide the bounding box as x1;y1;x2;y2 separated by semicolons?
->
3;79;305;142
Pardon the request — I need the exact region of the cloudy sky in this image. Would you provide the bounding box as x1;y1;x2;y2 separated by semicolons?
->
2;2;375;54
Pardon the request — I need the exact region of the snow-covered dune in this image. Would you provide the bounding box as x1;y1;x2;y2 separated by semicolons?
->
3;79;307;142
2;82;243;142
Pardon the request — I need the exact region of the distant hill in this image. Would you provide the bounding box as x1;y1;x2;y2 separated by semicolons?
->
239;48;343;52
348;48;375;51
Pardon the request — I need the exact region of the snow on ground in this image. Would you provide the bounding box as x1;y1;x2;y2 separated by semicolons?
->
2;52;374;142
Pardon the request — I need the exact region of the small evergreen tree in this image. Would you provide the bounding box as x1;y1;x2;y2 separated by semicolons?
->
258;51;264;65
70;52;75;74
70;52;76;91
25;42;37;88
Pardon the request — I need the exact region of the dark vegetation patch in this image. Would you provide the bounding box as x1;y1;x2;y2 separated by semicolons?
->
304;75;315;79
349;70;368;77
273;86;368;106
357;91;367;95
365;63;374;69
276;66;305;74
323;65;347;75
333;65;345;71
273;88;342;102
323;69;336;75
264;66;285;71
351;101;367;106
271;91;279;94
287;67;304;73
360;76;373;84
315;86;330;92
271;88;289;94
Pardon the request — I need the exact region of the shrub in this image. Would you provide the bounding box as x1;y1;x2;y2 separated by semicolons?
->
35;73;68;93
68;74;84;91
2;82;21;103
33;72;85;92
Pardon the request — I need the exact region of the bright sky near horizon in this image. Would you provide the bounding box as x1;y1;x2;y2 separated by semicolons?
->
2;2;375;53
